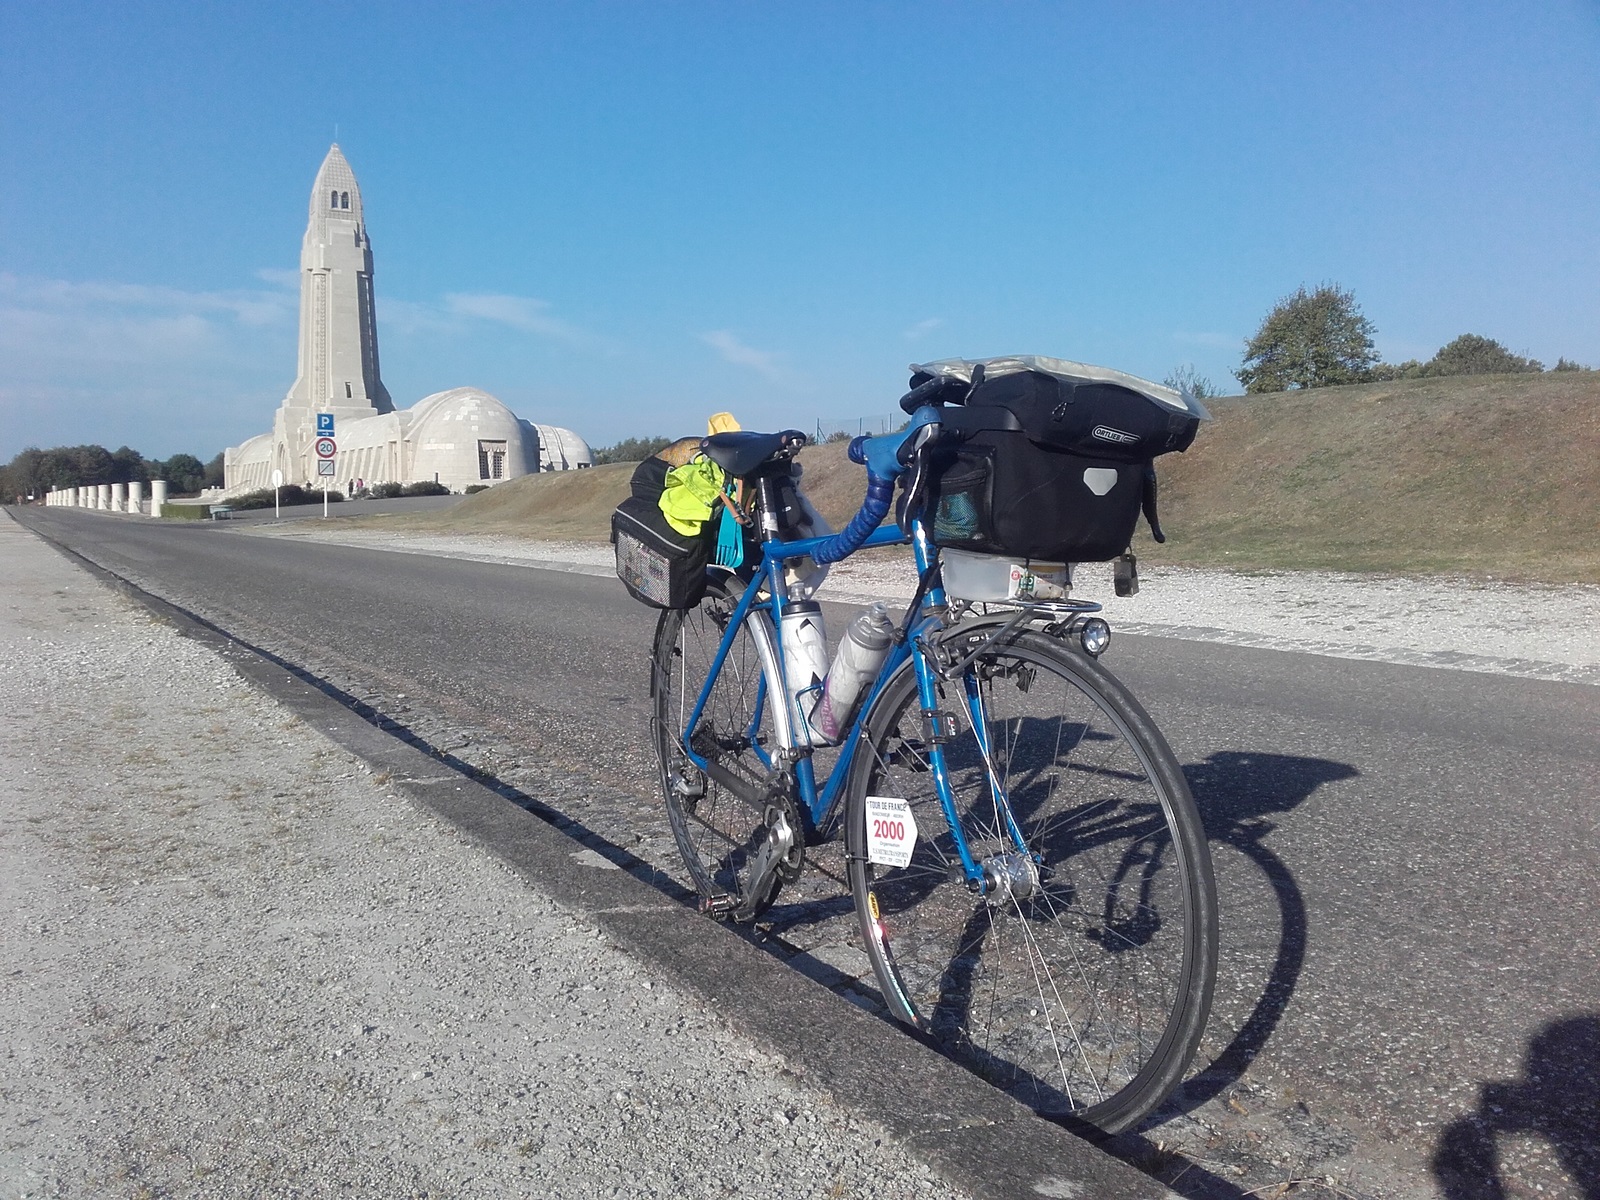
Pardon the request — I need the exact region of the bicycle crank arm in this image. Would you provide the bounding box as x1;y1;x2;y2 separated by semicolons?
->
699;757;771;816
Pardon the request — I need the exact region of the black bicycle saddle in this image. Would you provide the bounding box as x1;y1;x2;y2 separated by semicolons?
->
700;430;806;477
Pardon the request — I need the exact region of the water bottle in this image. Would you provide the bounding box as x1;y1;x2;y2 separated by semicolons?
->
809;602;896;744
778;600;830;746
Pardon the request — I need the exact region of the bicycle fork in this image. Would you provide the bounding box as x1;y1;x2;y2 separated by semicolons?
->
911;634;1038;902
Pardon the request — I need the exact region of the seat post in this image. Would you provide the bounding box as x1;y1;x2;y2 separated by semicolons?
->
755;475;781;541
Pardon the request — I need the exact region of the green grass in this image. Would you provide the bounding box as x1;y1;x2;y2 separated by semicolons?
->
338;371;1600;584
1143;371;1600;583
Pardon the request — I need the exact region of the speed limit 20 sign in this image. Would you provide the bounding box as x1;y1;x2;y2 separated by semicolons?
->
314;437;337;459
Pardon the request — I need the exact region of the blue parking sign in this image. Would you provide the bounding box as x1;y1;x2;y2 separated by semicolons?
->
317;413;335;435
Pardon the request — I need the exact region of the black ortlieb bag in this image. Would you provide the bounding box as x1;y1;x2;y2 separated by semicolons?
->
909;361;1202;562
611;456;713;609
924;429;1149;563
924;367;1193;562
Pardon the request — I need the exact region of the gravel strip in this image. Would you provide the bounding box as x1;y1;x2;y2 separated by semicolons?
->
0;516;971;1199
242;525;1600;685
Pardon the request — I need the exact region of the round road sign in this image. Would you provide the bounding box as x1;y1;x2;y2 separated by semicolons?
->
314;437;337;459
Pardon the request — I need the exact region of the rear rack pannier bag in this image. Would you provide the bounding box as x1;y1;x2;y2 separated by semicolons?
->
612;455;713;609
911;356;1209;563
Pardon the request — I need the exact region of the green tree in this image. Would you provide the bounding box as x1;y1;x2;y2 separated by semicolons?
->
593;435;673;465
110;445;148;483
0;449;43;502
64;444;117;486
1552;357;1593;372
203;451;226;489
1367;359;1425;382
1236;284;1379;393
1422;334;1543;377
1163;364;1218;399
155;453;207;494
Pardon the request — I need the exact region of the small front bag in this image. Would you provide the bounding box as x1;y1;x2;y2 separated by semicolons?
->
611;456;713;609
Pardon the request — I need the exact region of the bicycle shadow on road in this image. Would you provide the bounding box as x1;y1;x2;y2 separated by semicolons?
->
1432;1014;1600;1199
1163;749;1360;1118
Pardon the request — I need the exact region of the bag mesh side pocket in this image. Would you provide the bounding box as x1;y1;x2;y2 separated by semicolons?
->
926;447;995;552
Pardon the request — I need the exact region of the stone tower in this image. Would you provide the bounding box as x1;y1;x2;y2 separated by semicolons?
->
273;144;393;482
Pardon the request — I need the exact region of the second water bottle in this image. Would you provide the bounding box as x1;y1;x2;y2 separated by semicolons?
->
808;602;896;744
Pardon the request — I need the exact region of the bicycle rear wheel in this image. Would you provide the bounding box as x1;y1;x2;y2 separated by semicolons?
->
844;626;1217;1133
650;575;798;917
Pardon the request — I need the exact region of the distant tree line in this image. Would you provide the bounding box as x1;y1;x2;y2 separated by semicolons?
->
1233;284;1593;394
591;435;674;465
0;444;225;503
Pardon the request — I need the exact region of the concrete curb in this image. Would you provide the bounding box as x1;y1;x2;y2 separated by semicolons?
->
21;517;1215;1200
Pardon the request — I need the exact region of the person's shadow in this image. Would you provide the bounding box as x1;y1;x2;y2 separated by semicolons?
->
1433;1015;1600;1199
1162;749;1360;1116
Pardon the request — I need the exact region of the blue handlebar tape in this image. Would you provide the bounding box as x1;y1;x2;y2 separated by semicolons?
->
811;473;896;565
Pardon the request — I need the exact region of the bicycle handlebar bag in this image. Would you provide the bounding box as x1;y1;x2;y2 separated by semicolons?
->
910;357;1209;563
611;455;713;609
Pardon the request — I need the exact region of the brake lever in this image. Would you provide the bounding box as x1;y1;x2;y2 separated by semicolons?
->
896;423;942;534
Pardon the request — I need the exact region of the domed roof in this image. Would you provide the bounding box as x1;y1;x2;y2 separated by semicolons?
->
406;386;526;440
230;431;273;463
528;422;594;468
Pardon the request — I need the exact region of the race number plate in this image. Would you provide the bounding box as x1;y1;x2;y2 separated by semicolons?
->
865;796;918;869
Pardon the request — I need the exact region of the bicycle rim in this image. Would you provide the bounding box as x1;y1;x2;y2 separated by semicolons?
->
846;628;1217;1132
650;578;779;910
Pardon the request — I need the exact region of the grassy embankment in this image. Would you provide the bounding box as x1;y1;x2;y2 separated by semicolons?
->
352;371;1600;584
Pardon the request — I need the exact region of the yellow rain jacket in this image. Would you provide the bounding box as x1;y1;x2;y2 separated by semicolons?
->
658;459;727;537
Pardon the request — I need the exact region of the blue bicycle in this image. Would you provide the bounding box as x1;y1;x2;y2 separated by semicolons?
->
647;388;1218;1133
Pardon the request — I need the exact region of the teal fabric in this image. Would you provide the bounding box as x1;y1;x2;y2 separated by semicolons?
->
714;504;745;568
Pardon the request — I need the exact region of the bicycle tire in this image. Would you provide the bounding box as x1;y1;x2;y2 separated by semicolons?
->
844;625;1217;1132
650;574;797;917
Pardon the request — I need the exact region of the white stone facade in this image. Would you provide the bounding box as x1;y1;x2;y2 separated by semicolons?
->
224;146;591;495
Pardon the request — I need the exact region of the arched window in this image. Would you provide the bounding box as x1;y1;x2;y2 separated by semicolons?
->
331;190;339;208
340;191;349;209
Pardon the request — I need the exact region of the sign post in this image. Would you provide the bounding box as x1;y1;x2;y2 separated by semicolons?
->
315;415;336;519
271;468;284;520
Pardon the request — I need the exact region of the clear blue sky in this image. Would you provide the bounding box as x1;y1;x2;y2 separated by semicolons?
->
2;1;1597;461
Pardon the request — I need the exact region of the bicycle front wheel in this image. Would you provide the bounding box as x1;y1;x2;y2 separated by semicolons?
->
844;626;1217;1133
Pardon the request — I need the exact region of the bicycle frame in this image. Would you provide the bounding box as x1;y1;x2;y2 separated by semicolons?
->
676;508;1010;887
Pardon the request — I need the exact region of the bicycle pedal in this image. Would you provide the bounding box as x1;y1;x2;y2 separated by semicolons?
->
699;894;740;919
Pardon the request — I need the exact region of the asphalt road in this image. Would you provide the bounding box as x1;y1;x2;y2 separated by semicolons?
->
16;507;1600;1198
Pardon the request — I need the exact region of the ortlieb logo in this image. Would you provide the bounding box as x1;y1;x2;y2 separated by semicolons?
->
1091;425;1139;445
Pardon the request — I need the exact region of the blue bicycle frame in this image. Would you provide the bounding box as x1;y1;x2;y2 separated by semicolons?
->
676;508;1014;888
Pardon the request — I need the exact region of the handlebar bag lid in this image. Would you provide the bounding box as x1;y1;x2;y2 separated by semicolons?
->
912;355;1209;462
